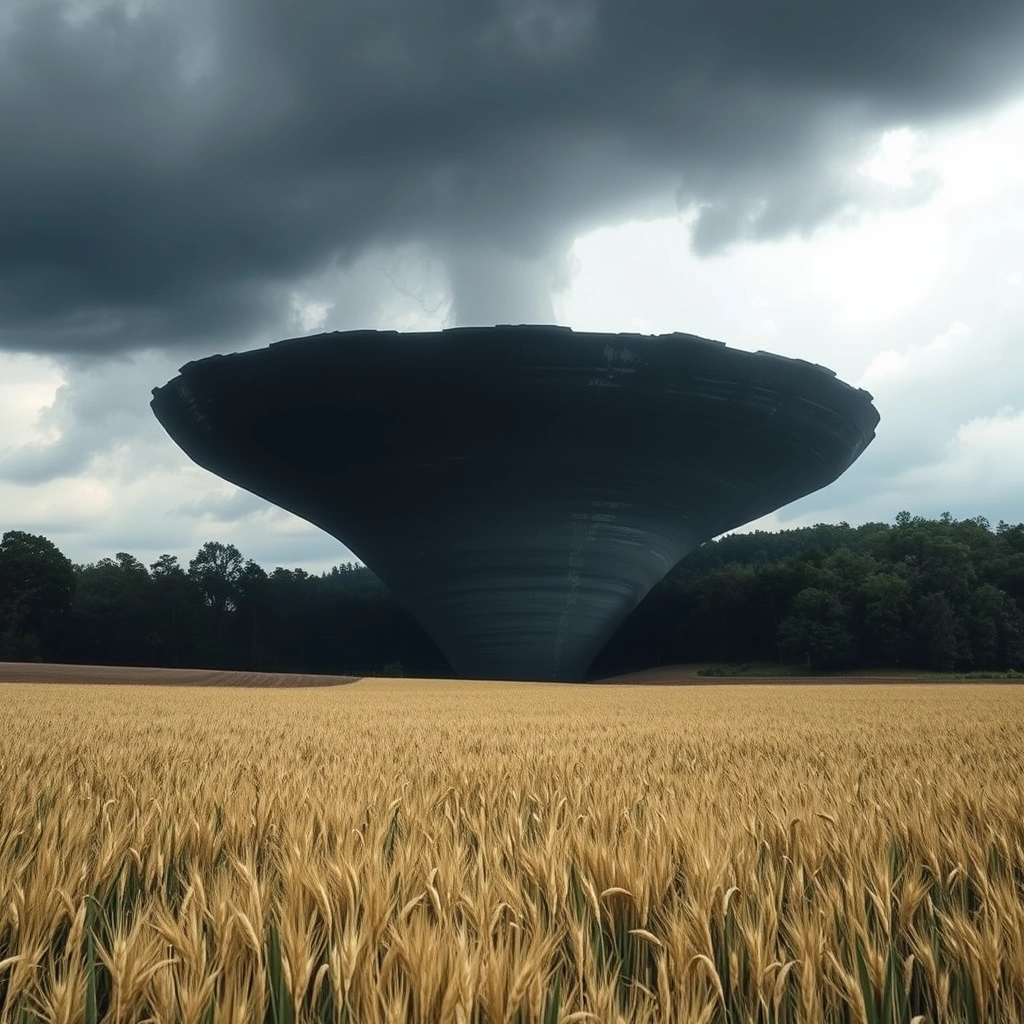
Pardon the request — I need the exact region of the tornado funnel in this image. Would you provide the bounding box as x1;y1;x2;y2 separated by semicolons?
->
151;327;879;680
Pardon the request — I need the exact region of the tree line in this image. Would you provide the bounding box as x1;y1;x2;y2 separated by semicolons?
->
0;536;447;676
1;512;1022;677
592;512;1024;676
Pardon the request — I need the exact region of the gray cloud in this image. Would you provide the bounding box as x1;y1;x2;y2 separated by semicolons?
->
173;487;276;523
0;352;177;482
2;0;1024;354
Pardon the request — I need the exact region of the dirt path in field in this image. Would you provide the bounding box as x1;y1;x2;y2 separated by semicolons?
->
1;662;1013;688
0;662;359;687
595;664;951;685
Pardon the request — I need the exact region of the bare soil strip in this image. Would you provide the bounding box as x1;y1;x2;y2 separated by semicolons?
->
1;662;1010;688
597;664;1012;685
0;661;359;687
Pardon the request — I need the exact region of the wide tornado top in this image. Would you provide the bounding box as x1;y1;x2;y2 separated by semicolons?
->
152;326;879;680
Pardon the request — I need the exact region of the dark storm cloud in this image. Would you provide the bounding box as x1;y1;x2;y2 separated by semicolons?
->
2;0;1023;353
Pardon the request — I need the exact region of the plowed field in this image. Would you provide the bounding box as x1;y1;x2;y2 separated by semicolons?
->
0;661;357;686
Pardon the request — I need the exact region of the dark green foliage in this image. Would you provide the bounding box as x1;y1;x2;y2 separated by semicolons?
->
265;921;295;1024
65;553;159;666
6;538;451;675
0;530;75;661
778;586;857;669
593;512;1024;676
148;553;205;668
542;974;561;1024
4;512;1024;675
84;896;99;1024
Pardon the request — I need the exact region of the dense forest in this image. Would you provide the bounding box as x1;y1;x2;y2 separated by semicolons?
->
1;512;1022;677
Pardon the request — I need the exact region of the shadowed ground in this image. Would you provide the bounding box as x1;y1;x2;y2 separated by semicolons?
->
0;662;358;687
0;661;974;687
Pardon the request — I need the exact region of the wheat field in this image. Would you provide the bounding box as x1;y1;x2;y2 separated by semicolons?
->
1;679;1023;1024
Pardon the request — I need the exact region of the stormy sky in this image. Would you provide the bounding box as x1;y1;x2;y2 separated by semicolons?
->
1;0;1023;571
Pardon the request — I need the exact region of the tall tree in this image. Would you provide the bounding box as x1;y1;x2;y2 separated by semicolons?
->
0;530;75;660
150;554;202;667
69;554;153;665
188;541;245;662
861;570;911;665
235;560;270;670
188;542;244;615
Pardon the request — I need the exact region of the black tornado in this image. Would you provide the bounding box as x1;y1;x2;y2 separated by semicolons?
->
151;327;879;681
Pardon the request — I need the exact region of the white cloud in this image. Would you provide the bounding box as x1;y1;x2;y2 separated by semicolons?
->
0;477;115;532
929;100;1024;208
0;353;64;449
859;127;924;189
858;320;973;388
909;408;1024;488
